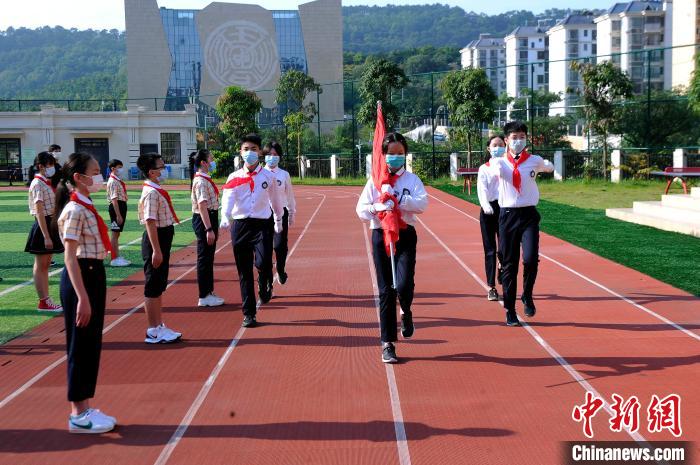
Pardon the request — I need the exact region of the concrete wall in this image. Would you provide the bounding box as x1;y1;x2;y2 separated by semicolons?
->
0;105;197;179
672;0;699;88
124;0;172;109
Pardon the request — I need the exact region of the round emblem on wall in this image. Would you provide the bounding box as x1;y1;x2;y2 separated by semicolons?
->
203;20;278;89
262;181;269;189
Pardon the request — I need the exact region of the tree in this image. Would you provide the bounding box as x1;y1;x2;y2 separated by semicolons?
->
571;60;633;179
356;58;408;129
275;70;322;177
215;85;262;151
687;52;700;114
440;68;497;159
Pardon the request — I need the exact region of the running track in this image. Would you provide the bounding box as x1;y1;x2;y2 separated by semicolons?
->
0;186;697;464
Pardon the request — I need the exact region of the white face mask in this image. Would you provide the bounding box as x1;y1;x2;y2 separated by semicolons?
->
265;155;280;168
243;150;259;165
509;139;527;155
52;152;62;162
44;166;56;177
156;168;168;183
115;168;124;177
87;174;104;193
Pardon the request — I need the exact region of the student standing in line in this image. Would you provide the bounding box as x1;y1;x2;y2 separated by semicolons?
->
220;134;285;328
189;149;224;307
137;153;182;343
48;144;64;188
488;121;554;326
106;159;130;267
54;152;116;433
356;132;428;364
25;151;64;312
477;135;506;302
262;140;296;285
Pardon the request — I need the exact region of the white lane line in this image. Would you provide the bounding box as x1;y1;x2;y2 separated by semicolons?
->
416;216;660;456
417;218;664;458
361;226;412;465
427;192;700;342
153;195;327;465
0;231;222;411
0;217;192;299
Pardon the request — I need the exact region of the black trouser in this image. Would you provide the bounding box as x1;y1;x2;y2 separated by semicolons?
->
371;226;417;343
60;259;106;402
232;217;273;316
193;210;219;299
142;225;174;298
273;207;289;275
498;206;540;312
480;200;503;288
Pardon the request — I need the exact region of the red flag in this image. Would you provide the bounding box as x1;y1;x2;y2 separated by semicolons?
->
370;102;406;256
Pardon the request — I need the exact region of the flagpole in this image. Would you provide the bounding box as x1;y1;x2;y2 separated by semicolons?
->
389;236;397;290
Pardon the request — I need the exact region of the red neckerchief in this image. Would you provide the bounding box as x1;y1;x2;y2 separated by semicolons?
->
222;166;259;192
195;172;219;197
110;174;128;201
69;192;114;255
34;174;55;193
143;181;180;224
506;149;531;194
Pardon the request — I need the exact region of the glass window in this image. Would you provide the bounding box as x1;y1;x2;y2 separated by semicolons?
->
519;38;528;47
273;11;308;74
584;29;589;37
160;133;181;164
569;30;578;40
592;30;597;40
519;50;528;60
160;9;202;110
0;139;21;180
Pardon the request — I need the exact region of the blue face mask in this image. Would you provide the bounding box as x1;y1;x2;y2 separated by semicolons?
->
208;161;217;172
386;154;405;169
509;139;527;155
265;155;280;167
490;146;506;157
243;150;259;165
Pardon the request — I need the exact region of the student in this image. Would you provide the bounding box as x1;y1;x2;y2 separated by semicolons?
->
25;151;64;312
48;144;64;188
137;153;182;343
262;140;296;284
54;152;116;433
477;135;506;301
189;149;224;307
106;159;130;267
488;121;554;326
220;134;285;328
356;132;428;364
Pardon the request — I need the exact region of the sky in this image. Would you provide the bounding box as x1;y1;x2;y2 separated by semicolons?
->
1;0;616;31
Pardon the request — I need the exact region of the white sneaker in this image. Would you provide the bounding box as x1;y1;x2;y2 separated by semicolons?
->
68;409;115;434
198;293;225;307
145;324;181;344
92;408;117;426
110;256;131;267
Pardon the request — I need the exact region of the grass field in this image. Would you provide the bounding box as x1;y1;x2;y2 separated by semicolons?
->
0;190;196;344
432;179;700;297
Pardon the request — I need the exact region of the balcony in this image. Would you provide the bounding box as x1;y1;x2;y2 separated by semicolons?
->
644;23;662;33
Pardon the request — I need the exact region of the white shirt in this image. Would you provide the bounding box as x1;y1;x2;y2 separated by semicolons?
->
487;153;554;208
356;168;428;229
477;162;499;209
264;165;296;215
221;164;285;222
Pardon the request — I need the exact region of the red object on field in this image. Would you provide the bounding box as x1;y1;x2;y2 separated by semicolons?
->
69;192;113;255
651;167;700;194
371;102;406;256
456;167;479;195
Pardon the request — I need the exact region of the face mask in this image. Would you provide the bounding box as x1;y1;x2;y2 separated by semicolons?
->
87;174;104;193
265;155;280;167
45;166;56;177
509;139;527;155
52;152;62;162
115;168;124;177
208;161;217;172
490;147;506;158
156;168;168;183
243;150;259;165
385;154;405;169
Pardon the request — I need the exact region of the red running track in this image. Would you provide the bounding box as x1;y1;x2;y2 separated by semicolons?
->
0;186;697;465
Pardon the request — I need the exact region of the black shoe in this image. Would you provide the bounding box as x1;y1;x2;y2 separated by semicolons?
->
506;310;521;327
50;260;57;267
521;296;536;317
382;343;398;363
242;315;257;328
401;312;414;339
278;271;288;285
259;281;272;303
487;287;498;301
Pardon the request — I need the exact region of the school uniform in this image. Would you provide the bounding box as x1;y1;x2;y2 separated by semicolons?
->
477;162;502;289
57;192;109;402
264;165;296;278
25;174;64;255
138;180;178;298
106;173;128;232
356;167;428;343
488;151;554;318
191;172;220;299
220;164;285;317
